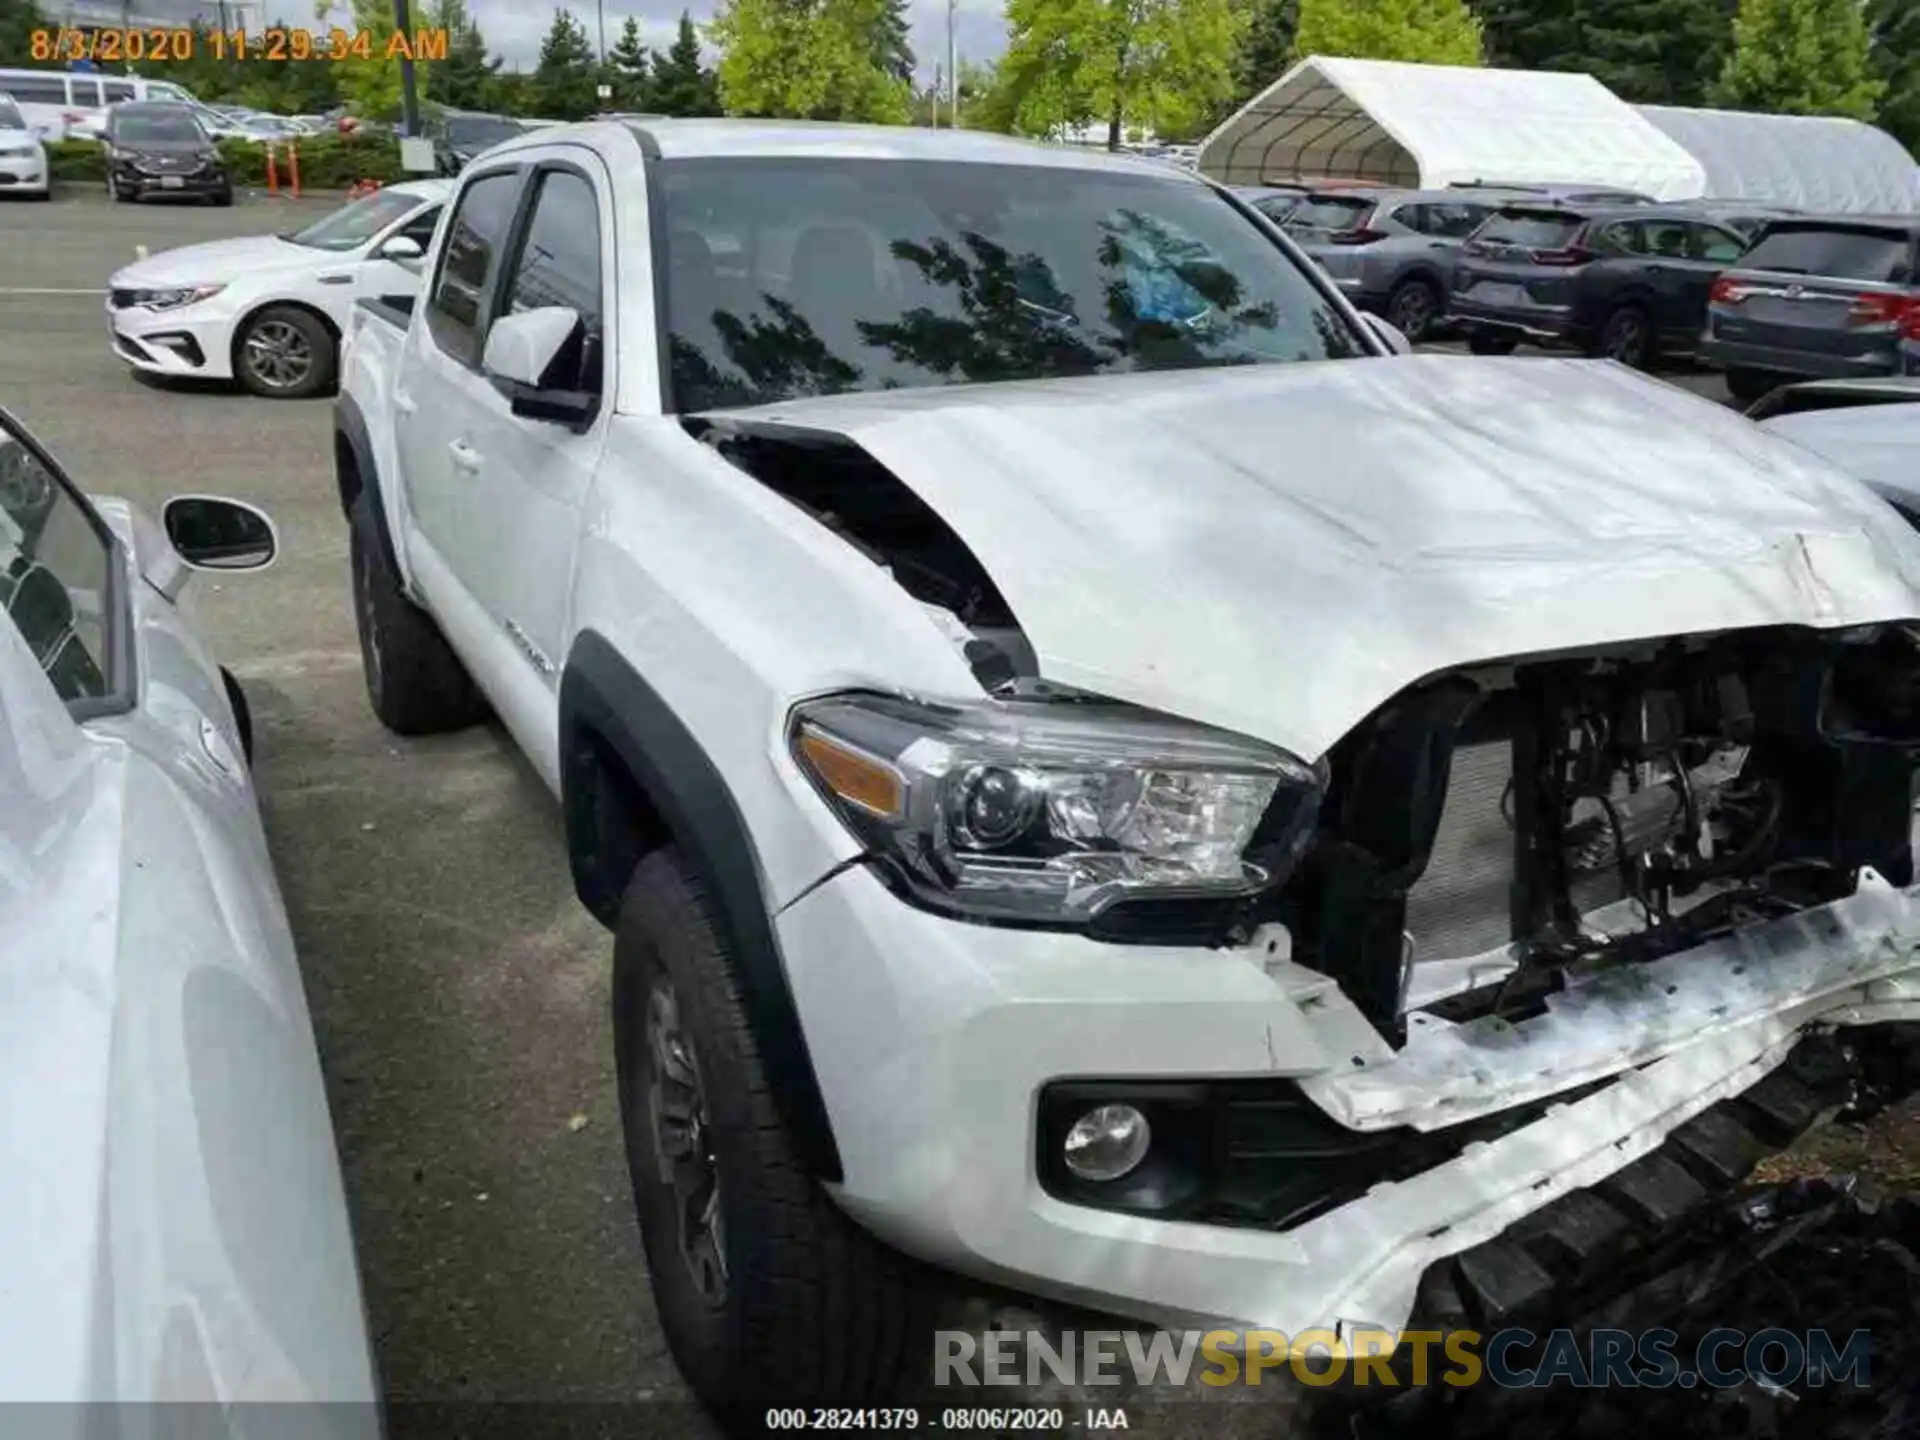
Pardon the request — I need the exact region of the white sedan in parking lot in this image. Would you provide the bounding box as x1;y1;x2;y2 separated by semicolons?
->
106;178;451;398
0;92;49;199
0;410;378;1416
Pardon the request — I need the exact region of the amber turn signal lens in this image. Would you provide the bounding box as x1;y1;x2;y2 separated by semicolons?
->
796;727;906;819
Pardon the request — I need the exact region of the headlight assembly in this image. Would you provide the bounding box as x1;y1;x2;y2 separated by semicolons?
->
791;692;1325;925
130;285;226;311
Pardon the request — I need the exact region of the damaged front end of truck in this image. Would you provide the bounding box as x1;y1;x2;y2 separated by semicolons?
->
689;357;1920;1368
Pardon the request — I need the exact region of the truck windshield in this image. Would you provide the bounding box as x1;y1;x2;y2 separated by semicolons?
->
445;116;526;148
285;189;426;251
655;157;1366;413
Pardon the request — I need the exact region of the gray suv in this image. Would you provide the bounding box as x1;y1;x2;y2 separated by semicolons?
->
1699;216;1920;401
1282;188;1545;342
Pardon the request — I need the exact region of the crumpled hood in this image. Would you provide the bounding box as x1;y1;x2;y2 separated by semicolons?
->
726;356;1920;759
110;234;315;289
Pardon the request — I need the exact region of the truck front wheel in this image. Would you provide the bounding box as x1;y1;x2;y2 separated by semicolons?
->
348;492;489;735
613;850;931;1425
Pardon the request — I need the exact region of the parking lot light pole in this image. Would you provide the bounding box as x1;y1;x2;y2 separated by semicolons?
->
394;0;421;138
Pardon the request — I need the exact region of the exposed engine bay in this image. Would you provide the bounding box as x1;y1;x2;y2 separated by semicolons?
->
1294;627;1920;1044
701;418;1920;1050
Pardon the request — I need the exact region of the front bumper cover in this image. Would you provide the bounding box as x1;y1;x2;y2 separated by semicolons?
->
782;862;1920;1338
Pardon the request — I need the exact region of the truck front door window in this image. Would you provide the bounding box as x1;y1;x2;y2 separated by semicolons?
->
500;170;603;395
427;171;523;368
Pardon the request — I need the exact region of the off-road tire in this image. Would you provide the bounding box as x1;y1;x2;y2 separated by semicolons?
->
613;850;933;1428
1467;329;1519;356
348;492;488;735
210;184;234;207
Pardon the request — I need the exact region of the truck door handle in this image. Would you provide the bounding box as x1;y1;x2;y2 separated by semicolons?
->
317;271;354;286
448;440;482;473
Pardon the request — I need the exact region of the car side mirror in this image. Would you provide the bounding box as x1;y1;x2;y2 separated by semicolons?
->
162;495;278;572
377;234;424;261
482;306;596;427
1362;312;1413;355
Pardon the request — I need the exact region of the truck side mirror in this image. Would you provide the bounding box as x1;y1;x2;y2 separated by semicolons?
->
483;306;596;428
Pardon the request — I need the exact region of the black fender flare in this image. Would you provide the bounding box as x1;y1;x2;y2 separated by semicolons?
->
332;391;404;580
559;631;843;1179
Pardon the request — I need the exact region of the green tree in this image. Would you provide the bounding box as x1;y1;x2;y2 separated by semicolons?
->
0;0;45;63
316;0;407;120
1291;0;1482;65
1710;0;1882;119
650;11;722;115
1000;0;1243;148
529;8;601;119
1871;0;1920;151
423;0;501;110
608;15;653;109
1478;0;1734;106
710;0;912;122
484;68;535;115
1236;0;1298;93
875;0;916;82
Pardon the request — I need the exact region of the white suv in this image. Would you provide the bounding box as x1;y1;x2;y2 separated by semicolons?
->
334;118;1920;1428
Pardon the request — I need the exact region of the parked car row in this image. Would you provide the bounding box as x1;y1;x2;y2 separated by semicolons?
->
1241;175;1920;400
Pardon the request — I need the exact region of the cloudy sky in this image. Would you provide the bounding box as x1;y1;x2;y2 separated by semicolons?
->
468;0;1009;78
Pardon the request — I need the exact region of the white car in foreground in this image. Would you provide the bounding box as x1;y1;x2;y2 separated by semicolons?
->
0;92;49;199
0;410;377;1416
107;179;452;398
339;119;1920;1427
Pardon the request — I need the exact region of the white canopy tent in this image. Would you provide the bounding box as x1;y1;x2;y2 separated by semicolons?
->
1200;57;1708;201
1637;105;1920;213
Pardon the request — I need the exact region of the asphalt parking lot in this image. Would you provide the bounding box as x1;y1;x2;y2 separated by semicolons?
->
0;188;1744;1421
0;189;694;1414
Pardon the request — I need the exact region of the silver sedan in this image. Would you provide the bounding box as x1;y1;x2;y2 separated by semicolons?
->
0;409;378;1427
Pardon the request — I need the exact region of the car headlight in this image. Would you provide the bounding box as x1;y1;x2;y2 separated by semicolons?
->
791;692;1324;924
129;285;226;310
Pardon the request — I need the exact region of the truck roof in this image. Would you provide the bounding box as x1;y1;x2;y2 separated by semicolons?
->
479;117;1211;181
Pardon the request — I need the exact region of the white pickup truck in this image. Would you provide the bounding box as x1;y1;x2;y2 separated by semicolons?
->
335;118;1920;1426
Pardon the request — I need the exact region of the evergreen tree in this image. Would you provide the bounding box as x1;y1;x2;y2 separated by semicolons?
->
1871;0;1920;152
1710;0;1882;120
608;15;653;110
0;0;45;65
1234;0;1298;100
425;0;501;110
875;0;916;83
529;8;601;120
1479;0;1734;106
1292;0;1482;66
650;10;723;115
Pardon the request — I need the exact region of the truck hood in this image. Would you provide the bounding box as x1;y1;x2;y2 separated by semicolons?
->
721;356;1920;760
109;234;322;289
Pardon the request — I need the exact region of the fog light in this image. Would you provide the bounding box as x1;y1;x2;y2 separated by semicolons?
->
1063;1104;1151;1182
